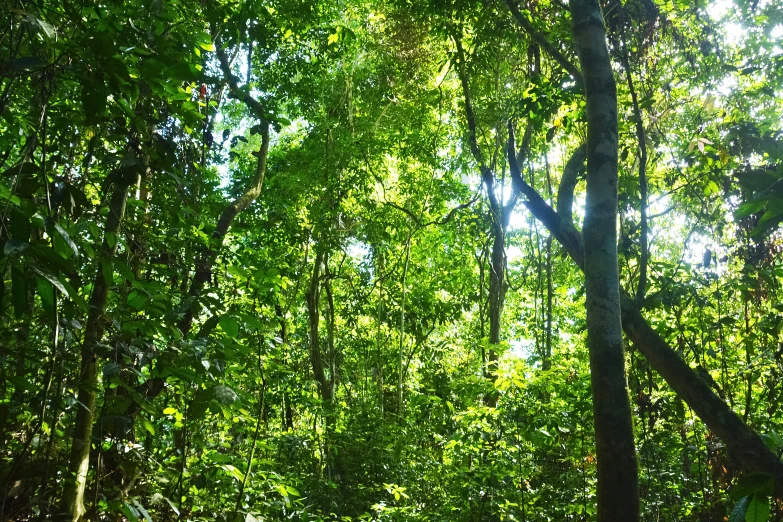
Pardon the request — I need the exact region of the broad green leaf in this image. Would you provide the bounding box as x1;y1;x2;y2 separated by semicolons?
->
30;263;68;296
729;497;750;522
745;493;770;522
219;315;240;338
213;385;238;405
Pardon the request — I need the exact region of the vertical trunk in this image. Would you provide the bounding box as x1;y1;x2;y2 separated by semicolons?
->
485;225;505;407
375;249;385;415
324;261;337;402
508;135;783;491
307;251;331;404
61;172;133;522
571;1;640;520
398;234;412;416
543;236;553;370
306;250;340;482
620;34;649;304
275;303;295;431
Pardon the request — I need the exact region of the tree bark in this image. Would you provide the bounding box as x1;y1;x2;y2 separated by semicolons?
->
507;135;783;494
60;167;134;522
178;123;269;336
452;31;531;406
503;0;584;84
178;29;271;336
620;32;649;304
572;2;640;518
307;251;331;404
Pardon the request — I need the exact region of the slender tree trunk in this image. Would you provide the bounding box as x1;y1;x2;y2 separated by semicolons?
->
543;236;553;370
307;251;331;404
275;303;295;431
620;32;649;304
306;250;339;482
484;223;505;407
398;233;411;416
60;168;133;522
570;1;639;519
375;248;385;415
178;125;269;336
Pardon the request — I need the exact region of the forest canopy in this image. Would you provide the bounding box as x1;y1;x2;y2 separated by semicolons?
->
1;0;783;521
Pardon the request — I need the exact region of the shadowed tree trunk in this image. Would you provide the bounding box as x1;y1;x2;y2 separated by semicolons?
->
60;159;137;522
506;127;783;499
122;30;271;424
306;250;342;483
570;0;640;519
178;29;271;337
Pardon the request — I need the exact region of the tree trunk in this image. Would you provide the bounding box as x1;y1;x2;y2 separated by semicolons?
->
178;124;269;336
543;235;553;370
307;251;331;404
507;132;783;494
484;223;505;406
60;169;133;522
572;2;640;518
620;32;649;304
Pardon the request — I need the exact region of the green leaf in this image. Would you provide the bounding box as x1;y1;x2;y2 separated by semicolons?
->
745;493;770;522
736;200;766;218
127;290;149;311
8;57;47;71
222;464;245;483
165;62;203;83
54;223;79;258
141;418;155;435
196;315;220;337
101;259;114;288
4;239;29;256
29;263;68;296
213;385;238;405
729;496;750;522
219;315;240;338
731;473;775;500
1;162;38;178
120;502;140;522
132;500;153;522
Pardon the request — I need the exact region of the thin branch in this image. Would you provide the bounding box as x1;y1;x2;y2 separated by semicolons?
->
503;0;583;85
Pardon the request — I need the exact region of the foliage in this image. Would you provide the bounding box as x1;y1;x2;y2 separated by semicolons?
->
1;0;782;520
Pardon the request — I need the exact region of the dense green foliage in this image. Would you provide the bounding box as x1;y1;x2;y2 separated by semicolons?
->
1;0;783;520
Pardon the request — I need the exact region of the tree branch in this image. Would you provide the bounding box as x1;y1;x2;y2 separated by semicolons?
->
503;0;584;85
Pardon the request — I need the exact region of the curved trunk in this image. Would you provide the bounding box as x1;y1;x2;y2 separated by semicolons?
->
178;125;270;336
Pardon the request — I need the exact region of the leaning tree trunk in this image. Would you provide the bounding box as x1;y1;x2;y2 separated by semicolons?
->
178;124;270;336
571;2;640;519
124;32;272;420
60;168;134;522
506;135;783;497
178;29;271;337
